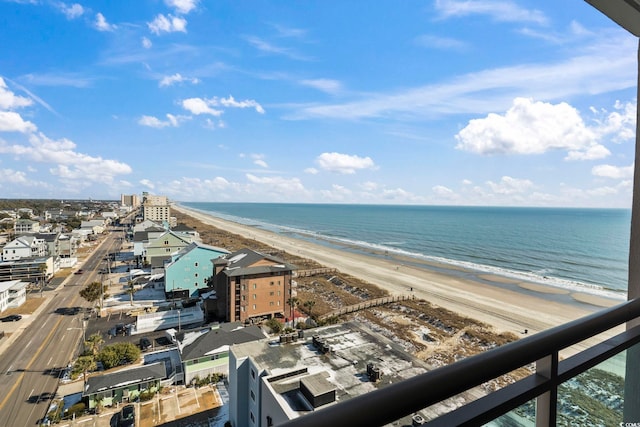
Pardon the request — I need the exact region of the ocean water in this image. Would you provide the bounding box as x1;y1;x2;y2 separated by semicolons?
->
181;203;631;299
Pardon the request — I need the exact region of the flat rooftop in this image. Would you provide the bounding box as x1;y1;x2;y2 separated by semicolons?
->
233;322;435;422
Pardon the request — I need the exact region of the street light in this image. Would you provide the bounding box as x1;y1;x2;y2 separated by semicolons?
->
177;309;181;332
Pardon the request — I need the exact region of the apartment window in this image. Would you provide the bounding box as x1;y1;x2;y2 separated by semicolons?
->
242;295;246;301
270;301;274;306
252;304;256;310
253;294;257;299
270;281;274;286
267;416;273;427
241;306;245;312
250;412;255;423
277;301;280;306
277;291;281;296
250;390;255;401
270;291;274;296
164;240;169;245
194;273;198;278
253;283;257;289
194;262;198;267
251;369;256;379
241;284;246;291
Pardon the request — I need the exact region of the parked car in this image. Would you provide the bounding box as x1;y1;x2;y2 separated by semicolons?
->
139;337;151;351
1;314;22;322
118;404;135;427
74;269;83;274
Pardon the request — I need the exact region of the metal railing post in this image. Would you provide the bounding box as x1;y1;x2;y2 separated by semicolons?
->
535;353;558;427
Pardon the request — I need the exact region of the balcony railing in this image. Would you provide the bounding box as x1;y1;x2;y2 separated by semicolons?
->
280;297;640;427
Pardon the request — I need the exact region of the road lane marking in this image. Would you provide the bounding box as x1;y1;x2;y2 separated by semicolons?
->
0;309;68;410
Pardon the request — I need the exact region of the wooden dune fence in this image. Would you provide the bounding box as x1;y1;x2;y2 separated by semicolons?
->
318;294;414;321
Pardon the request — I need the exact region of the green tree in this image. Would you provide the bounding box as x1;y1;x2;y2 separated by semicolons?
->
98;342;141;369
72;355;96;383
85;333;104;357
79;282;109;305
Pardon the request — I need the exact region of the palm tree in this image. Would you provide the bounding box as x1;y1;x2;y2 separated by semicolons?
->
38;263;47;296
125;280;136;306
85;333;104;357
303;300;316;319
287;297;299;328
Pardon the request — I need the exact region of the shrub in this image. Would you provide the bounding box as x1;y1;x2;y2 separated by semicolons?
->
265;318;283;334
66;402;86;419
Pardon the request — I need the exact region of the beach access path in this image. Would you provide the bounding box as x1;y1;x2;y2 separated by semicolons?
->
174;205;624;341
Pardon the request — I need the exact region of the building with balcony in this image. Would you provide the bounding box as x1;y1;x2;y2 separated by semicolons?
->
14;219;39;234
2;235;47;261
0;280;27;312
164;242;230;299
211;249;297;323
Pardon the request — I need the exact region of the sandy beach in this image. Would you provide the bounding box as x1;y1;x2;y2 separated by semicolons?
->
173;204;623;338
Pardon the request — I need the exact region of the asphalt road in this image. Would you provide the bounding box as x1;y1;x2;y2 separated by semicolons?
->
0;231;124;427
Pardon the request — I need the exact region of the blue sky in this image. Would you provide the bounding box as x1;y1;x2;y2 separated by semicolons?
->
0;0;637;207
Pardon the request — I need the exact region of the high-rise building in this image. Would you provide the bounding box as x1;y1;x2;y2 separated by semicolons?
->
120;194;140;208
142;194;171;224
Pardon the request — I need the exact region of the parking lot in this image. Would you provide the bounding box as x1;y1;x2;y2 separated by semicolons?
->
54;383;226;427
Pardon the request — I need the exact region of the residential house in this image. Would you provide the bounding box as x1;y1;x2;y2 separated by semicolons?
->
83;362;166;410
101;211;119;222
58;233;78;258
171;223;201;243
133;219;163;233
132;225;169;266
164;242;230;299
144;230;193;268
180;323;265;385
211;249;297;323
34;232;60;258
0;280;27;312
2;235;47;261
80;219;106;235
14;219;40;234
0;256;54;284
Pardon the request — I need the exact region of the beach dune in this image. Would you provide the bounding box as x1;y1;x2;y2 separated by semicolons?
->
174;205;621;339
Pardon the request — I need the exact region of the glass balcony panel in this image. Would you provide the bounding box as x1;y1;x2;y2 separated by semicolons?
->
556;351;625;426
483;400;535;426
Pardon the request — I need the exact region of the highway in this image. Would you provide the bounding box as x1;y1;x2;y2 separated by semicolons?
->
0;230;123;427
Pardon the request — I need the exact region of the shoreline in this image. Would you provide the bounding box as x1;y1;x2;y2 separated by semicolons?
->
173;204;622;336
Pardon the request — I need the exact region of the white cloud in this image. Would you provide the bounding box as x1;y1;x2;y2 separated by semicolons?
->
159;73;200;87
434;0;548;25
181;96;264;116
148;14;187;34
181;98;223;116
140;179;155;190
245;36;310;61
291;33;636;121
590;100;637;143
300;79;343;95
60;3;84;19
0;168;28;184
486;176;534;195
142;37;152;49
0;77;33;109
0;132;131;183
432;185;456;197
251;154;268;168
217;96;265;114
246;173;306;194
0;111;37;133
165;0;199;14
316;152;376;174
138;114;189;128
95;13;116;32
592;164;634;179
455;98;608;160
304;167;318;174
414;35;466;51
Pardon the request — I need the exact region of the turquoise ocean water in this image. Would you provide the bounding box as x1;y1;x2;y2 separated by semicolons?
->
181;203;631;299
